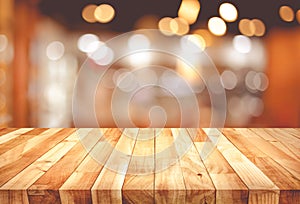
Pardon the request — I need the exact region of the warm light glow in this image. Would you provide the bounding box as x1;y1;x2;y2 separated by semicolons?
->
46;41;65;61
90;45;114;66
219;3;238;22
158;17;173;35
279;5;294;22
193;29;213;46
135;15;159;29
181;34;206;52
233;35;252;54
296;10;300;23
82;4;97;23
170;17;189;36
208;17;227;36
94;4;115;23
221;70;237;90
239;19;255;36
0;34;8;52
252;19;266;36
178;0;200;25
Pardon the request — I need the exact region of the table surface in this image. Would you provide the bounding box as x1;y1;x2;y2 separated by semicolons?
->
0;128;299;204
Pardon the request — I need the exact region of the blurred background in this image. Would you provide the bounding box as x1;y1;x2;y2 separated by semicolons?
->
0;0;299;127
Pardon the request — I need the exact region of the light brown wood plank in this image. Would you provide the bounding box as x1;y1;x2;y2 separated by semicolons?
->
195;141;248;204
259;128;300;160
154;128;186;204
59;128;122;204
27;129;103;204
0;128;48;155
173;129;215;204
0;131;81;204
225;128;300;204
0;128;62;169
91;128;138;204
238;128;300;180
122;128;155;204
0;129;74;187
203;128;280;204
0;128;33;145
187;128;208;142
0;128;18;137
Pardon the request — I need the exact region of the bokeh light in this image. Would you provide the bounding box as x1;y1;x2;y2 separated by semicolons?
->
46;41;65;61
221;70;238;90
82;4;97;23
219;3;238;22
128;34;151;50
178;0;200;25
279;5;294;22
296;10;300;23
0;34;8;52
252;19;266;36
193;29;213;47
90;44;114;66
180;34;206;52
208;17;227;36
94;4;115;23
158;17;173;35
233;35;252;54
170;17;189;36
239;19;255;36
77;34;100;53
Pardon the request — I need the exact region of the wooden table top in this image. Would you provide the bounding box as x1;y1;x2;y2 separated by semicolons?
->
0;128;299;204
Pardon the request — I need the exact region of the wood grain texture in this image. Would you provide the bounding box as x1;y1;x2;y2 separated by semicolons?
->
0;128;299;204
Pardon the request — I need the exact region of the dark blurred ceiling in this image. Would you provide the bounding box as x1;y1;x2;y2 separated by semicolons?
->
38;0;300;33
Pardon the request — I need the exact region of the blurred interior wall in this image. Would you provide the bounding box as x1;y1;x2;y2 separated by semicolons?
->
263;27;300;127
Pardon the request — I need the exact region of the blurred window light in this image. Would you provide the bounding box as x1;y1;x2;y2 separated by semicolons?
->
233;35;252;54
219;3;238;22
178;0;200;25
170;17;189;36
158;17;173;36
128;34;151;51
239;19;255;36
90;45;114;66
94;4;115;23
208;17;227;36
82;4;97;23
193;29;213;47
279;5;294;22
180;34;206;53
46;41;65;61
221;70;237;90
0;34;8;52
252;19;266;37
77;34;99;53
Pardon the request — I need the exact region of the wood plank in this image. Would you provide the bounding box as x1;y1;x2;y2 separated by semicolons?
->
0;131;81;204
91;128;138;204
0;128;47;155
173;128;215;204
238;128;300;180
0;128;33;144
122;128;155;204
186;128;208;142
0;128;74;187
59;128;122;204
27;129;102;204
0;128;62;169
259;128;300;160
195;141;248;204
285;128;300;139
223;128;300;204
203;128;280;204
154;128;186;204
0;128;18;136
